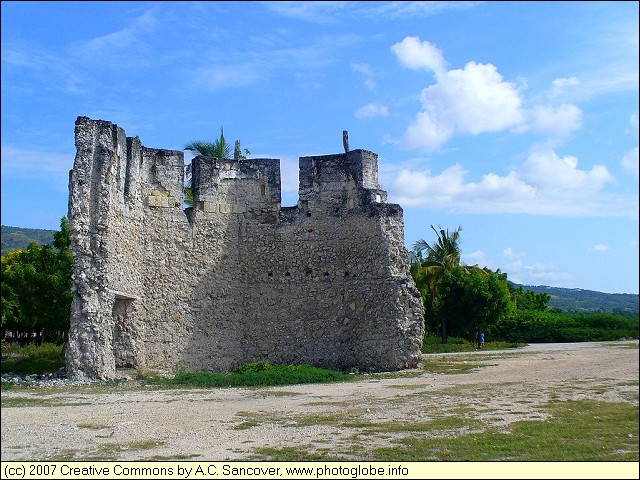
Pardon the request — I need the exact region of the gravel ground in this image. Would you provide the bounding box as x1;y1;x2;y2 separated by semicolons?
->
1;340;638;461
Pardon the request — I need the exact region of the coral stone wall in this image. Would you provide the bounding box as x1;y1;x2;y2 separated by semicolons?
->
66;117;424;380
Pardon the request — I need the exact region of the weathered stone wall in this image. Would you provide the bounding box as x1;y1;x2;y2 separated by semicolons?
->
66;116;424;380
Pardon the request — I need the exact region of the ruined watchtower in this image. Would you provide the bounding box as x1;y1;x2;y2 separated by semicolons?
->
66;117;424;380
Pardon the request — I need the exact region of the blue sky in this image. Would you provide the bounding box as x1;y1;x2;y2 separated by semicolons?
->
1;1;638;294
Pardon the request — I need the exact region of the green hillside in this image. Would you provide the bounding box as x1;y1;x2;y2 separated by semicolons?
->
513;284;638;316
1;225;55;255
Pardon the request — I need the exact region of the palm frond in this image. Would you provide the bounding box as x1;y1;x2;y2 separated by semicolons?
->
184;141;219;157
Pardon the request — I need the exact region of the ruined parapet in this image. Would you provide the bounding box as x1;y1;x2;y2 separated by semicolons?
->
298;150;387;214
192;156;281;220
66;117;424;380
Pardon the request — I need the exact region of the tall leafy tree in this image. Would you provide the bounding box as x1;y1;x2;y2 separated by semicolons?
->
0;217;72;344
435;266;515;340
411;225;463;343
509;284;551;311
1;249;23;337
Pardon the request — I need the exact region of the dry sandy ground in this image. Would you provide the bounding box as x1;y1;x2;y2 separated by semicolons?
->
1;341;638;461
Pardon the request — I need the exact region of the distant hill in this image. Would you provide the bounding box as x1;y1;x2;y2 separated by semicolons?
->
513;283;639;316
1;225;55;255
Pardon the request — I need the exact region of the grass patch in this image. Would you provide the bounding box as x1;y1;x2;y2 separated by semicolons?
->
77;423;111;430
422;357;490;375
247;399;637;461
1;396;91;408
250;446;347;461
372;399;638;461
421;336;526;353
147;453;201;460
1;343;65;375
46;440;167;461
234;407;373;430
143;362;353;388
234;420;263;430
1;378;133;393
253;390;303;397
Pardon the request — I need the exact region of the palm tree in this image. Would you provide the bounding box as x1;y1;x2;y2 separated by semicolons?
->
184;127;232;159
411;225;463;343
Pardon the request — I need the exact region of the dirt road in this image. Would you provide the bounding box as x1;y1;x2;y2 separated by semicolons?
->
1;341;638;461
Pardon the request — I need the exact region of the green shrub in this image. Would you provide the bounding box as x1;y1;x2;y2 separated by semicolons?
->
146;364;353;388
493;311;639;343
232;360;273;374
422;335;475;353
421;335;525;353
1;342;65;374
447;337;471;345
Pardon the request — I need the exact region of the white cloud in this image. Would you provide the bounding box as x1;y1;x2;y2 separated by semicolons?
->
503;247;523;261
432;61;524;134
549;76;580;98
520;147;613;191
262;1;350;24
463;247;574;287
386;146;632;216
522;104;583;137
355;103;389;119
390;36;447;75
402;112;454;151
264;2;482;23
621;146;639;176
391;163;536;211
391;36;588;152
571;13;639;98
500;248;574;287
463;250;496;269
370;1;482;18
393;164;466;205
591;244;610;252
193;63;263;91
351;63;376;90
623;115;639;177
189;34;356;92
398;58;525;151
1;44;48;70
71;8;159;68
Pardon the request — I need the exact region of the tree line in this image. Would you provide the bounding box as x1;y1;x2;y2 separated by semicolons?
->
1;217;72;345
410;225;638;344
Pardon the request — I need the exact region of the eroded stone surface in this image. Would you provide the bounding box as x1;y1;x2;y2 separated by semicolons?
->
66;117;424;380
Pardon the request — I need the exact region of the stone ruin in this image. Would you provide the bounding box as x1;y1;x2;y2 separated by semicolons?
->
65;116;425;380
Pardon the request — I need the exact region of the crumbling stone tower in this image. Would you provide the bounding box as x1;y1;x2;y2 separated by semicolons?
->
66;116;424;380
